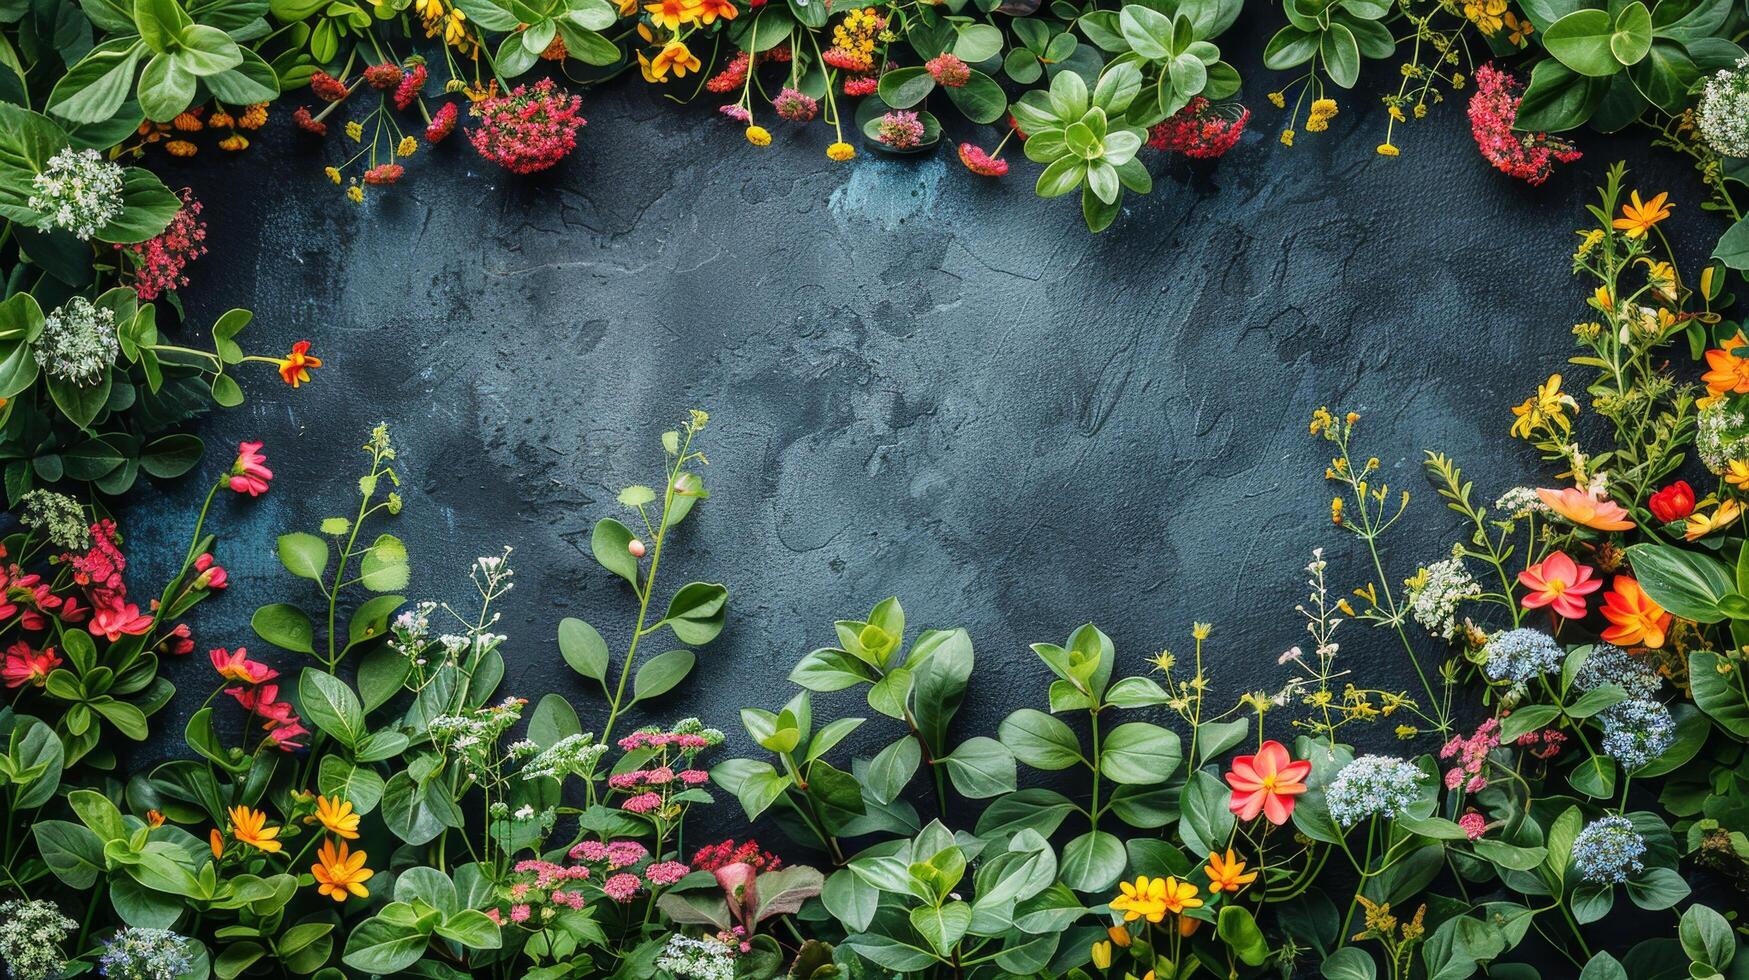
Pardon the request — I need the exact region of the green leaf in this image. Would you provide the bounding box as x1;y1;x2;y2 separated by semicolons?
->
1625;866;1689;909
47;372;111;430
46;38;145;125
865;736;921;805
1218;905;1270;966
342;904;436;973
1689;650;1749;736
434;909;502;949
1545;9;1620;75
632;649;695;702
33;820;105;888
139;433;202;479
660;582;728;644
1097;722;1181;785
359;534;410;592
1716;215;1749;271
252;603;315;654
1678;904;1734;970
953;23;1003;61
381;772;462;846
1058;829;1125;891
909;901;972;955
173;23;242;75
1626;543;1733;623
1513;58;1602;131
1579;952;1628;980
277;532;330;581
941;736;1016;798
1500;703;1561;742
590;517;639;584
1118;5;1172;59
318;755;386;813
1320;22;1360;87
298;668;365;748
878;66;935;108
1321;947;1377;980
558;618;608;681
1178;769;1237;854
1609;1;1652;64
137;50;196;121
998;708;1082;770
616;484;656;507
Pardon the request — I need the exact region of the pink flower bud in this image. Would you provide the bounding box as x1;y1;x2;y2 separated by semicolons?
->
628;539;647;558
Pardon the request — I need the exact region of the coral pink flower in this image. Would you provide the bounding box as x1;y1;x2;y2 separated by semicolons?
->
957;143;1009;177
394;63;427;110
1536;486;1634;531
89;598;152;641
1467;63;1580;186
210;647;277;684
265;719;309;751
194;552;227;590
2;641;61;688
116;188;206;301
1518;550;1600;619
467;79;586;174
1224;740;1311;825
229;442;272;496
1459;811;1487;840
425;102;458;143
602;872;641;902
926;53;970;87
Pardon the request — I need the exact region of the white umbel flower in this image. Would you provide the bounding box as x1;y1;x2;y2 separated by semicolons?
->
28;147;124;240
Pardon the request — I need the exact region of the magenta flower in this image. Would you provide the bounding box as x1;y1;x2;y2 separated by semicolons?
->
229;441;273;496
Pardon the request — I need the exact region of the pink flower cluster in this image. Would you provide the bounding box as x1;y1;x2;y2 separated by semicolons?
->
212;647;308;750
926;53;970;87
645;860;691;885
1440;718;1500;793
1147;97;1248;159
570;839;649;869
957;143;1008;177
117;188;206;301
514;859;592;889
69;521;156;642
617;730;713;751
773;87;819;122
1467;63;1580;186
468;79;586;175
1515;727;1567;760
691;839;782;873
1459;811;1488;841
876;111;926;150
602;872;642;902
394;63;427;110
426;102;459;144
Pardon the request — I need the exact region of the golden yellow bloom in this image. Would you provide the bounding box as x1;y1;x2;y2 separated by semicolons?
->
1509;373;1577;439
1159;876;1202;914
1376;142;1399;157
217;134;249;151
1331;497;1344;525
397;135;417;157
746;125;771;147
650;40;701;80
643;0;699;30
1280;129;1295;147
1110;875;1170;923
208;109;234;128
1388;105;1406;122
238;103;268;129
347;185;364;204
226;805;281;853
310;795;361;839
827;141;855;161
345;121;363;142
1687;500;1742;541
1727;460;1749;490
324;166;342;184
1613;190;1672;238
1267;91;1286;108
172;111;205;131
1204;849;1258;893
312;839;374;901
1090;941;1112;969
1106;925;1131;948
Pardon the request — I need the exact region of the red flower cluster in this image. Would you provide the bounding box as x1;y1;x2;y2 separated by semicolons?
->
293;106;326;136
310;70;349;102
74;521;155;642
467;79;587;175
1147;97;1248;159
363;63;405;91
426;101;459;143
926;53;970;88
394;62;428;110
2;640;61;689
957;142;1008;177
690;839;783;873
843;74;879;97
363;163;405;185
1648;480;1695;523
116;187;207;301
706;51;750;93
1467;63;1580;186
1515;727;1567;760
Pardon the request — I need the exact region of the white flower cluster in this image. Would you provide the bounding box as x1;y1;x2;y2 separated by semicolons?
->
1493;487;1551;519
35;296;119;386
1406;556;1480;640
431;697;525;757
522;732;608;781
0;899;75;980
1698;56;1749;158
1482;628;1564;684
19;489;90;550
1696;401;1749;473
655;935;738;980
28;147;124;240
1326;755;1426;826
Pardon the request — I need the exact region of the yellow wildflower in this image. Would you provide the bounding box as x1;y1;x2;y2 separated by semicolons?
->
746;125;771;147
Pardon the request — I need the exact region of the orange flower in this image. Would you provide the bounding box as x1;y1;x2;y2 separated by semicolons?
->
1204;849;1258;894
276;340;322;387
1600;576;1671;648
1224;740;1310;825
312;839;374;901
694;0;736;21
1105;924;1131;947
1702;331;1749;402
227;805;281;853
1159;877;1202;914
1536;487;1635;531
145;810;165;828
309;795;361;839
210;828;224;859
1612;190;1671;239
649;41;701;80
643;0;697;29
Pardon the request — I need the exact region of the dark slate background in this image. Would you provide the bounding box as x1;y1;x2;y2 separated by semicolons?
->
117;17;1725;782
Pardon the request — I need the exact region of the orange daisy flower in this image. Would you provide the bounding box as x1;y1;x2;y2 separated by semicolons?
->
1600;576;1671;648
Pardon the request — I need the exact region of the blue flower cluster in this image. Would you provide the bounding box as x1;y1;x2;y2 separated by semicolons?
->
1326;755;1426;826
1572;815;1646;883
1574;643;1674;771
98;928;193;980
1483;628;1564;684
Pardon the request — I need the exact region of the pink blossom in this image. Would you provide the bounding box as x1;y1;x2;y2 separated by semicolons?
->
116;188;206;301
510;904;531;923
1459;812;1488;840
602;873;641;902
621;791;662;814
605;841;648;868
571;840;609;862
679;769;710;785
645;860;690;885
229;442;272;496
1467;63;1581;186
468;79;586;174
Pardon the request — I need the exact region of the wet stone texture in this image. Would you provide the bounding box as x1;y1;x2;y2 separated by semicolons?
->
120;19;1721;817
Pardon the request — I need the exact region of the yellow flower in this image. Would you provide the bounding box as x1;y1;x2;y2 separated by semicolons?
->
324;166;342;184
309;795;361;839
827;141;855;161
1110;875;1170;923
1106;925;1131;948
746;125;771;147
1204;849;1259;894
238;103;269;129
1090;940;1112;969
397;135;417;157
312;839;374;901
165;140;199;158
1509;373;1577;439
643;0;699;29
1687;500;1742;541
347;185;364;204
345;120;363;142
1159;876;1202;914
1613;190;1672;239
1376;142;1399;157
1280;129;1295;147
650;40;701;80
217;134;249;151
226;805;281;853
1267;91;1286;108
1727;460;1749;490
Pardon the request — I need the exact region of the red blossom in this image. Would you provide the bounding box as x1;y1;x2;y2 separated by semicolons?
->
1648;480;1695;523
1147;97;1248;159
363;163;405;185
843;74;879;96
706;51;750;93
926;53;970;88
426;101;459;143
957;142;1008;177
363;63;405;90
310;71;349;102
116;188;206;301
394;63;428;110
293;106;327;136
1467;63;1580;186
467;79;586;174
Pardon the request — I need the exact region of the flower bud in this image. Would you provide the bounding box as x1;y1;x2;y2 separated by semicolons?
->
628;539;647;558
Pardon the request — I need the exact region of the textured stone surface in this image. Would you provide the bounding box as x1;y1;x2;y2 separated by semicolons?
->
120;24;1721;781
